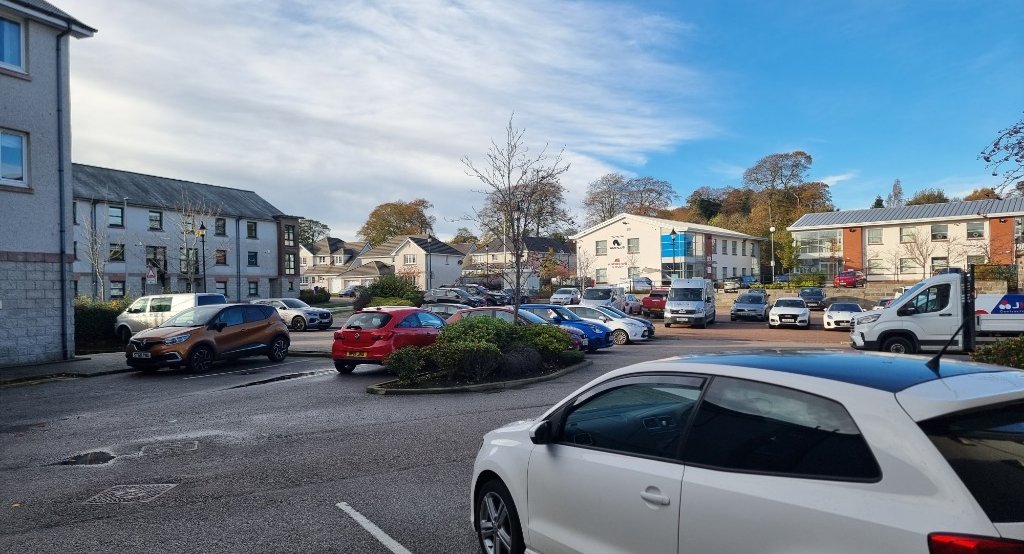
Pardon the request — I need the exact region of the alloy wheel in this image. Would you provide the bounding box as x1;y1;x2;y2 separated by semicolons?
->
478;491;513;554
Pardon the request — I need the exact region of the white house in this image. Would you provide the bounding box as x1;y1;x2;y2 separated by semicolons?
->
353;235;465;290
299;236;367;292
571;213;764;287
461;237;574;292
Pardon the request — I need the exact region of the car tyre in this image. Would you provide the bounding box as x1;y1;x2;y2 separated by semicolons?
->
882;336;915;354
291;316;307;332
664;322;671;328
475;480;525;554
118;326;133;345
267;336;289;362
730;316;736;321
186;345;214;373
611;329;629;345
334;360;356;373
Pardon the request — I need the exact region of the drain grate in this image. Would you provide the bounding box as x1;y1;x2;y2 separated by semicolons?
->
53;451;115;465
141;441;199;455
84;484;177;504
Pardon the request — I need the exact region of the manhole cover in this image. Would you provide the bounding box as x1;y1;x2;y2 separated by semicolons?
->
141;441;199;455
84;484;177;504
53;451;115;465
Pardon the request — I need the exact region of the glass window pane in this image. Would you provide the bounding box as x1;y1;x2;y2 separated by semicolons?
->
0;18;22;68
1;132;24;181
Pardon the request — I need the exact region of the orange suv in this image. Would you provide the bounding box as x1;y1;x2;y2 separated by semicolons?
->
126;303;290;372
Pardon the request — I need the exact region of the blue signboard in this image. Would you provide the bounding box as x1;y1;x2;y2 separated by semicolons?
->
991;295;1024;314
660;233;691;258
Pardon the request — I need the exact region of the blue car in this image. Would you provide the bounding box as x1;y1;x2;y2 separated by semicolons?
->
519;304;614;352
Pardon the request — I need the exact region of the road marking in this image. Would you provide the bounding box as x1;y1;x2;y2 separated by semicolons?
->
182;359;309;379
336;502;413;554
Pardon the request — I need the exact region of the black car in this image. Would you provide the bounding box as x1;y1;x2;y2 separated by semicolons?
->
423;288;485;307
798;287;826;310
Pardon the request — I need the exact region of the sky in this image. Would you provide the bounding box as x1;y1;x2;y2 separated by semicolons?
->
66;0;1024;240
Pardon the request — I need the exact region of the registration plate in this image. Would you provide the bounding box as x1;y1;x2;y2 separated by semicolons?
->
680;318;689;322
348;351;368;358
132;352;151;359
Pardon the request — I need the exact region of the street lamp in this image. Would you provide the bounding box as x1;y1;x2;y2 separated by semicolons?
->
670;228;678;280
426;236;433;290
196;222;207;293
123;197;129;297
769;226;776;284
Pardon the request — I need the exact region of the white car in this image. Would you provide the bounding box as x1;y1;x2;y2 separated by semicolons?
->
622;293;642;314
471;351;1024;554
251;297;333;331
768;297;810;329
564;305;649;345
824;301;865;330
548;287;581;305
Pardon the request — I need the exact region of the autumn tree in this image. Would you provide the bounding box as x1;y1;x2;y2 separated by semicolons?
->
358;199;435;246
963;187;1001;201
905;188;950;206
686;187;722;222
462;115;570;313
582;173;628;226
742;151;812;228
886;179;905;208
980;114;1024;195
871;196;885;208
449;227;479;244
480;176;571;237
298;218;330;245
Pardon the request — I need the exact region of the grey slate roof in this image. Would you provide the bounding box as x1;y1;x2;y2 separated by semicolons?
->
341;261;394;278
790;198;1024;230
409;236;464;256
8;0;96;34
361;235;463;258
484;237;570;253
73;164;285;221
305;237;346;256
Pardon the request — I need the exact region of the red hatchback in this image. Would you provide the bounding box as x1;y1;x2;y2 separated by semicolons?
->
833;270;866;288
331;307;446;373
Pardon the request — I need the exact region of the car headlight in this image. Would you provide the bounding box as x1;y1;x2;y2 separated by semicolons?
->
856;313;881;325
826;313;834;319
163;334;190;345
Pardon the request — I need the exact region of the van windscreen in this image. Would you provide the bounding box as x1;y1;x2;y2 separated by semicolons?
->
668;288;702;301
583;289;612;300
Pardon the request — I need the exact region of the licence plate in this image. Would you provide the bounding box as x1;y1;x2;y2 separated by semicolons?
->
348;351;368;358
132;352;151;359
680;318;689;322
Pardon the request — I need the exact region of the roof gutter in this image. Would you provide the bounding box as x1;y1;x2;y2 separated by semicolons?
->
56;21;72;359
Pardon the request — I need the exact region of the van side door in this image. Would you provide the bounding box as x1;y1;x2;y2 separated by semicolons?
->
898;283;959;350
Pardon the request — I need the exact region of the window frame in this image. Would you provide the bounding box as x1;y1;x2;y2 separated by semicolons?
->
108;205;124;228
109;280;126;299
215;281;228;296
148;210;163;231
966;222;985;240
595;268;607;284
403;253;416;265
247;281;259;297
108;243;125;262
285;253;297;275
900;226;915;243
0;16;25;73
930;224;949;241
246;221;258;239
595;240;607;256
247;251;258;267
215;249;228;265
284;224;296;247
0;128;28;187
626;238;639;254
866;228;883;245
214;217;227;236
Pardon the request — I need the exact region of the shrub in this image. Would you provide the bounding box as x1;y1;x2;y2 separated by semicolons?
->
352;288;373;311
426;341;501;382
384;346;423;384
437;317;516;350
368;297;414;307
499;342;543;378
557;349;586;366
75;296;132;345
513;324;571;362
366;275;421;306
299;288;331;304
971;336;1024;369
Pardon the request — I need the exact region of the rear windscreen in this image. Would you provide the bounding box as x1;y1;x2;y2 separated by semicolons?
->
345;312;392;330
920;401;1024;523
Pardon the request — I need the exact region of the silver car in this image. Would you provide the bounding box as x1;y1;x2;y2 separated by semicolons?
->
730;292;769;321
251;298;333;331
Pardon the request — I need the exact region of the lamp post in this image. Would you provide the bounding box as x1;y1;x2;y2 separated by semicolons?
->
769;226;776;284
670;228;678;280
196;222;207;293
426;236;432;290
123;197;129;297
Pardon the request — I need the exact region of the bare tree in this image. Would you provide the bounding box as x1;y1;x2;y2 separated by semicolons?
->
881;248;904;282
167;190;225;293
463;115;570;313
980;114;1024;195
575;246;595;288
743;151;812;229
886;179;905;208
80;216;109;298
900;229;936;280
624;176;677;217
582;173;628;227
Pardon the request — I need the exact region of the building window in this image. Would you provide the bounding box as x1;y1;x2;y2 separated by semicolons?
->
1;129;27;186
867;228;882;245
109;243;125;262
285;253;297;275
900;258;920;273
215;249;227;265
0;17;24;71
72;202;78;224
731;241;737;255
595;268;607;284
248;251;258;266
246;221;258;239
930;224;948;241
110;280;125;299
73;241;78;260
215;281;227;296
333;255;344;264
966;255;986;266
866;258;885;275
284;224;296;247
732;267;737;277
966;222;985;239
712;239;717;255
741;267;748;276
595;240;607;256
900;226;915;243
317;256;327;264
215;217;226;236
146;246;167;271
628;266;640;279
108;206;124;227
403;253;416;265
627;238;639;254
180;247;198;274
148;210;163;230
248;281;259;297
301;256;307;267
931;257;949;274
741;242;747;256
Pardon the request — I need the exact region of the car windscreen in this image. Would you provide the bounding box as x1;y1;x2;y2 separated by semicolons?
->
281;298;311;309
555;288;577;295
668;288;702;301
161;305;223;327
775;299;805;308
829;303;862;312
800;288;823;296
345;312;393;330
583;288;612;300
197;294;227;306
550;306;582;321
919;401;1024;523
736;295;763;304
600;306;629;317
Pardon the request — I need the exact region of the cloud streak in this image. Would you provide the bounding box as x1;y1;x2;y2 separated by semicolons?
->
68;0;715;239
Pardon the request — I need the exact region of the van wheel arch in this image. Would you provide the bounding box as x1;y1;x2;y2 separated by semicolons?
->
880;333;917;354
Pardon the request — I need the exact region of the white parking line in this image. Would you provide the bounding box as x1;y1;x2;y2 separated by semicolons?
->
181;359;308;379
336;502;413;554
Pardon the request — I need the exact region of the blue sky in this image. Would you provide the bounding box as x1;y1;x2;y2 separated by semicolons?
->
67;0;1023;239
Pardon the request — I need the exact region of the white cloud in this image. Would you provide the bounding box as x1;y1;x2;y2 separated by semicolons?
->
820;172;858;186
708;161;746;180
68;0;714;239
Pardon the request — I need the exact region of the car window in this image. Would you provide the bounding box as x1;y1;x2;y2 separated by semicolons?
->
128;298;149;313
681;377;881;481
583;288;612;300
149;297;172;313
575;307;602;319
919;401;1024;523
561;378;705;460
829;303;862;312
219;307;245;327
907;284;951;314
775;299;805;308
494;310;515;323
417;312;446;328
346;312;392;330
395;314;420;328
161;305;223;327
465;310;494;319
197;294;227;306
736;295;762;304
243;305;267;323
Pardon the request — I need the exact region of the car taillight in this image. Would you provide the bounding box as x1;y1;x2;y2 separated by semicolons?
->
333;331;344;340
929;533;1024;553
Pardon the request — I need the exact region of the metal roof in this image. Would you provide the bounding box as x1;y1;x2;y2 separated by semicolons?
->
73;164;286;221
790;198;1024;230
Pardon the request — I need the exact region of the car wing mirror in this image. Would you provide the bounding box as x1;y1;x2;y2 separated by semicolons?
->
898;305;918;316
529;420;553;445
211;321;227;331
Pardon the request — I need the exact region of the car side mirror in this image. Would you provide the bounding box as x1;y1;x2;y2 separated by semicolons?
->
898;305;918;317
278;306;286;310
211;321;227;331
529;420;553;445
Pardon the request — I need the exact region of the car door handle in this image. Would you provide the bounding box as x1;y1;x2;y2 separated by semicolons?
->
939;313;953;317
640;490;671;506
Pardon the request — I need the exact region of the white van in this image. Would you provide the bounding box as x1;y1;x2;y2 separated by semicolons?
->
115;293;227;343
665;278;716;328
580;286;626;311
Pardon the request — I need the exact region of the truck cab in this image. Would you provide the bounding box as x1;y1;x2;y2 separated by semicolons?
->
664;278;716;328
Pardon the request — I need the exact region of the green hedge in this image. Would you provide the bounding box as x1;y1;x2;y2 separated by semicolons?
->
367;297;414;307
971;336;1024;369
384;346;423;384
437;317;517;350
75;296;131;344
299;288;331;304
